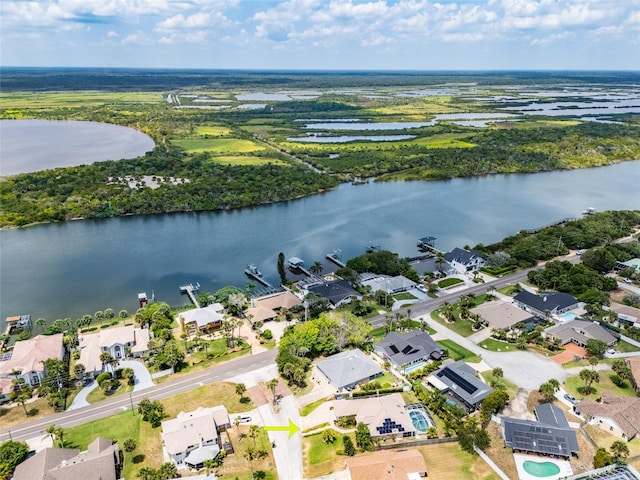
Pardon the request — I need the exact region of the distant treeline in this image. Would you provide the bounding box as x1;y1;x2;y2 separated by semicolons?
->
2;68;640;92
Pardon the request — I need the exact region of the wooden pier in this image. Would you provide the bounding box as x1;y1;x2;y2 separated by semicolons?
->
179;283;201;308
326;249;346;268
417;236;442;255
244;264;271;287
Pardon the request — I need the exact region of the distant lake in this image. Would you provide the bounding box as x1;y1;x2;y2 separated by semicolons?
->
1;160;639;328
287;134;416;143
0;120;155;176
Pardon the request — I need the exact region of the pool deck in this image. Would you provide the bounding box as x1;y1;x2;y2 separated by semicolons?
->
513;453;573;480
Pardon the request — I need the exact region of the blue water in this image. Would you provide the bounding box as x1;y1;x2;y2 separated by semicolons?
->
409;410;430;432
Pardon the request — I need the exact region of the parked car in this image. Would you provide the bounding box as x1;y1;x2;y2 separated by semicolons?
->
624;278;632;284
576;249;586;255
564;393;578;405
417;284;426;292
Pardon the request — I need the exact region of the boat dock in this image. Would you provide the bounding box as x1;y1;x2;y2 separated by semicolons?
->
4;315;31;335
326;249;346;268
288;257;311;276
244;264;271;287
417;236;442;255
366;241;381;253
179;283;201;308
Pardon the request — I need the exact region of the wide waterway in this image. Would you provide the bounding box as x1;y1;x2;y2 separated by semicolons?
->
1;161;639;326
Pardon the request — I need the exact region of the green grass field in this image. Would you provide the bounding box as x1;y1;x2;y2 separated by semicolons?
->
617;339;640;353
211;155;288;166
431;310;474;337
478;338;517;352
436;339;482;363
0;91;161;110
564;369;637;400
196;125;233;136
173;138;266;154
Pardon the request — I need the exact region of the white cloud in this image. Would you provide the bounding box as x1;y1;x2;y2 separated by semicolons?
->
156;12;211;31
121;30;153;44
107;30;119;37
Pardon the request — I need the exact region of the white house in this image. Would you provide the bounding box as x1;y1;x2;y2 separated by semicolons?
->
444;248;486;274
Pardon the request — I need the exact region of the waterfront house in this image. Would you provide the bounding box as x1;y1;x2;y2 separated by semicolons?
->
0;334;64;388
361;274;417;294
13;437;120;480
513;291;581;319
427;360;493;411
179;303;225;334
444;247;486;274
162;406;230;469
316;349;383;391
502;403;579;459
78;325;150;376
245;291;302;324
307;279;362;307
374;331;443;373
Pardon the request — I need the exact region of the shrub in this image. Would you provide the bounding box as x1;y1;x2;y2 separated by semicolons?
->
343;436;356;456
610;374;626;387
262;329;273;340
96;372;111;385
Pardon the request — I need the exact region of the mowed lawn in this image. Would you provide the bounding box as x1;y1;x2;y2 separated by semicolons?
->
303;430;355;478
437;339;482;363
564;369;637;400
417;442;498;480
173;138;265;154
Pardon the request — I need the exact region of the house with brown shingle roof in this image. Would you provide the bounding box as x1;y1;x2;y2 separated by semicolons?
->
470;300;534;330
544;319;616;348
576;391;640;441
13;437;120;480
245;291;301;324
346;449;428;480
626;357;640;393
0;334;64;388
178;303;225;334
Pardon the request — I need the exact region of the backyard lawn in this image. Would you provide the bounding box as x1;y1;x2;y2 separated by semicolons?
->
436;340;481;363
417;442;497;480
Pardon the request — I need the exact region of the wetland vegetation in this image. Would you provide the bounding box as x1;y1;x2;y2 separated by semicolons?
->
1;69;639;228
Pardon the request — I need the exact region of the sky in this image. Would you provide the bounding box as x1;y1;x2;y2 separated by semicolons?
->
1;0;639;70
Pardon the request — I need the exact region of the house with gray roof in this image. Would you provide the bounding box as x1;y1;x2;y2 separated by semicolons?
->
374;331;443;373
361;275;417;294
13;437;120;480
514;291;581;319
307;279;362;307
502;403;579;459
316;349;383;391
427;360;493;410
544;319;617;347
444;247;486;274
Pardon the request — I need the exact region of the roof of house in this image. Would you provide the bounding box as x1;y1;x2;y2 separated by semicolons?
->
307;279;361;305
98;325;137;347
246;291;302;323
0;334;63;376
429;361;493;406
611;303;640;322
470;300;534;330
161;406;227;455
545;319;617;346
444;247;485;265
78;333;103;373
361;275;417;293
627;357;640;388
179;304;225;327
78;327;150;372
0;377;14;396
333;393;416;438
563;465;640;480
502;404;578;457
577;392;640;440
375;331;443;366
514;291;580;313
346;449;427;480
316;349;383;390
13;437;118;480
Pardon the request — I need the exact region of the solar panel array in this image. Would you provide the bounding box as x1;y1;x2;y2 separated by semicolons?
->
376;417;406;435
511;425;568;456
437;367;478;394
389;345;399;354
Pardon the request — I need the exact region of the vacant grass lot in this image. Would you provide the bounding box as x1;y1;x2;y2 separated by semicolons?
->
66;382;258;479
480;371;519;398
437;339;482;363
417;442;497;480
302;430;354;478
431;310;474;337
564;369;637;400
196;125;233;136
173;138;266;154
617;339;640;353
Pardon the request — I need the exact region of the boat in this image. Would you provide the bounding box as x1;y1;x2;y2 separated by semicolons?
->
246;263;262;277
582;207;596;215
288;257;305;269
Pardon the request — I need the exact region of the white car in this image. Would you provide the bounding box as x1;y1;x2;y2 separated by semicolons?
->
417;284;426;292
576;249;586;255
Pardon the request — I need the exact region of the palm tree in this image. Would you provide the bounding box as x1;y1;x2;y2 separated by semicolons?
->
249;424;260;449
268;378;279;405
310;261;324;275
45;424;58;444
235;383;247;398
36;318;47;333
100;351;114;373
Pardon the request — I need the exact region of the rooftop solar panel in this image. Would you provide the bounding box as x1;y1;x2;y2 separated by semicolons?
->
437;367;478;394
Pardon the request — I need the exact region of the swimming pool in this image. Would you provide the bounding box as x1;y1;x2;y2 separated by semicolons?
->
557;312;577;322
409;410;430;432
523;460;561;477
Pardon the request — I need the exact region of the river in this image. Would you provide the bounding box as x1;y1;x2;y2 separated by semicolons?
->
1;161;639;326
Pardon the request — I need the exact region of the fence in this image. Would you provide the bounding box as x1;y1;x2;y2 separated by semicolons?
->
374;436;457;451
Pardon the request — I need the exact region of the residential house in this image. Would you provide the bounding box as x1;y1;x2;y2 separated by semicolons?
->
13;437;120;480
444;247;486;274
615;258;640;274
333;393;417;440
576;392;640;441
427;360;493;410
307;279;362;307
316;349;383;391
470;300;535;331
361;275;417;294
544;319;617;347
374;331;443;373
162;406;230;469
513;291;582;319
346;449;428;480
626;356;640;393
563;465;640;480
0;334;64;388
0;377;13;404
78;325;150;376
179;303;225;335
501;403;579;459
610;303;640;328
245;291;302;324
